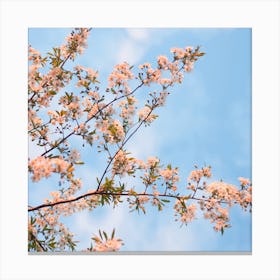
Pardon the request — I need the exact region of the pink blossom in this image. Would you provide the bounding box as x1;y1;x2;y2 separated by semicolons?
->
113;150;135;176
139;62;151;69
238;177;251;186
184;60;194;72
93;238;123;252
157;55;169;69
147;156;159;167
170;47;185;59
138;106;157;123
29;156;70;182
88;91;100;100
138;195;150;204
206;181;239;201
108;62;134;92
60;28;89;59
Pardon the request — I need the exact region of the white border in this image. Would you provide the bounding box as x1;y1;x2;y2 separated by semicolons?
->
0;0;279;279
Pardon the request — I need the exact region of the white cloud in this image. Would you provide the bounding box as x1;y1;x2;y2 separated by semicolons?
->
153;224;197;251
115;29;155;65
115;38;147;65
187;28;234;43
126;28;151;42
28;139;44;159
126;126;159;159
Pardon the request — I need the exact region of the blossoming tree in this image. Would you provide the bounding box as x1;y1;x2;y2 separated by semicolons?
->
28;28;252;252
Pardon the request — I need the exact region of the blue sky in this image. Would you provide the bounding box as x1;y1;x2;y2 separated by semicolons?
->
28;28;251;252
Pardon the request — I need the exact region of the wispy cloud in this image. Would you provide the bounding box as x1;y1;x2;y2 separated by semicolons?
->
126;28;151;42
114;29;154;65
29;28;252;252
126;126;159;159
115;38;147;65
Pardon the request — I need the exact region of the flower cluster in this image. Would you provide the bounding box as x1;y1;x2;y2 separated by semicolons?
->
75;65;99;87
108;62;134;94
88;230;123;252
138;46;203;88
28;47;44;93
92;238;123;252
137;106;157;124
43;67;72;93
118;96;138;126
188;166;211;183
60;28;90;60
28;156;71;182
112;150;136;176
160;165;179;192
199;198;231;233
206;181;239;203
28;213;78;251
96;119;125;144
174;200;197;224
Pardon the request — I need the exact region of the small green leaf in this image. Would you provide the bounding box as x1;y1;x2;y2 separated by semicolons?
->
48;90;56;95
103;231;108;240
111;228;115;239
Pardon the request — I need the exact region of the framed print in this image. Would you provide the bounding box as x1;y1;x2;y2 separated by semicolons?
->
27;27;252;254
0;0;279;279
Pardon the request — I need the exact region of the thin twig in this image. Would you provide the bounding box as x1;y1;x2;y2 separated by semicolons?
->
28;28;92;103
40;82;144;157
28;190;228;212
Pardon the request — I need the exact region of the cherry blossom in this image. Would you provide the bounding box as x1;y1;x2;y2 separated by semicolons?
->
27;28;251;252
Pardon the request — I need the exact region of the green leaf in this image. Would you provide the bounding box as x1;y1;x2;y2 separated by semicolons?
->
91;236;101;243
180;199;186;209
111;228;115;239
74;161;84;165
103;231;108;240
48;90;56;96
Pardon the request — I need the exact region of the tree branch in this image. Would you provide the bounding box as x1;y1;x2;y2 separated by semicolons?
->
39;81;144;157
29;232;47;252
96;105;155;192
28;28;92;103
28;190;229;212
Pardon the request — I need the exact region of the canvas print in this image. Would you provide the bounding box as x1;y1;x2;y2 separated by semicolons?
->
28;28;252;253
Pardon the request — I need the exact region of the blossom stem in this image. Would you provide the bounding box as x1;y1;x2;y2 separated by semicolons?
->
28;28;92;104
28;191;229;212
39;82;144;157
29;232;47;252
96;105;155;191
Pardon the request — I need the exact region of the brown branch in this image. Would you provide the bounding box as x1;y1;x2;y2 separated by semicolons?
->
28;53;71;104
29;59;196;212
40;82;144;157
28;28;92;103
96;105;155;192
29;232;47;252
28;190;227;212
33;53;183;158
95;64;185;191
